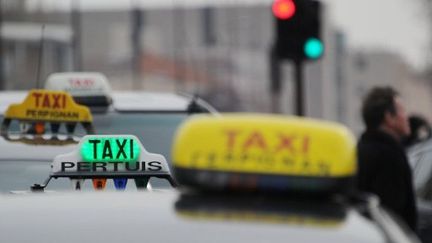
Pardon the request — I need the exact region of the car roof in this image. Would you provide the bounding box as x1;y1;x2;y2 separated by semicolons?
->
0;191;386;243
0;91;217;114
112;91;202;112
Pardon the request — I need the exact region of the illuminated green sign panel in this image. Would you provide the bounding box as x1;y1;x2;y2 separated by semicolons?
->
80;137;140;162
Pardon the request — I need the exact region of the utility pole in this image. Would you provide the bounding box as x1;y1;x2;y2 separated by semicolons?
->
269;49;305;115
130;3;144;89
294;60;304;116
269;46;282;113
71;0;82;71
0;0;5;90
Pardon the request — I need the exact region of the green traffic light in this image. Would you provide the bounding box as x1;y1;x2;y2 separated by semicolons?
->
304;38;323;59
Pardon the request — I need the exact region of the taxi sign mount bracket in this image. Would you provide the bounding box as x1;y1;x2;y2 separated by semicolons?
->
30;173;177;192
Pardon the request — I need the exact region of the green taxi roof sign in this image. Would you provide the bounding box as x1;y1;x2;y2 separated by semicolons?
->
52;135;170;176
80;136;140;162
30;135;177;191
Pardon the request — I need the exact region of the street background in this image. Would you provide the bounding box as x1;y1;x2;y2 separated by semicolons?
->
0;0;431;135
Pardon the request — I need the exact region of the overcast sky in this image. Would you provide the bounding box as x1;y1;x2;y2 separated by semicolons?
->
323;0;429;70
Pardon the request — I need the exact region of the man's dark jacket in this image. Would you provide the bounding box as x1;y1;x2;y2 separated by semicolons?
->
357;129;417;230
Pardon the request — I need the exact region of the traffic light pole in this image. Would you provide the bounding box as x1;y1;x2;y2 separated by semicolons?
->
294;60;304;116
130;7;144;89
269;46;305;116
269;46;281;113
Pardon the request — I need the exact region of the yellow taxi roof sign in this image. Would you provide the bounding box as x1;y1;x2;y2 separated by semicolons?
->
4;89;92;123
172;114;357;192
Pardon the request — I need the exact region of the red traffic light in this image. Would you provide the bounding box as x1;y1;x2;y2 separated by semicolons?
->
272;0;296;20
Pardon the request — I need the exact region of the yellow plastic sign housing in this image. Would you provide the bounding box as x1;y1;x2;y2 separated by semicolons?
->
4;89;92;123
172;114;356;192
0;89;94;136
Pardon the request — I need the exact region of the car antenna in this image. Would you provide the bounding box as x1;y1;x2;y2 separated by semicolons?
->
35;24;46;89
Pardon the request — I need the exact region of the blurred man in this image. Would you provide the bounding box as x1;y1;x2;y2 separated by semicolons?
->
357;86;417;231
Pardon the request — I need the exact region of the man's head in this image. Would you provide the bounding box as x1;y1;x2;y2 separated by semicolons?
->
361;86;410;139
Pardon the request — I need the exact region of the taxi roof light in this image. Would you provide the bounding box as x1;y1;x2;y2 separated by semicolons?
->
31;134;177;191
172;114;356;194
44;72;113;108
0;89;95;144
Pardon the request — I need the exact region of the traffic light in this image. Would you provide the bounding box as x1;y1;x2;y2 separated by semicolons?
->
272;0;296;20
273;0;323;61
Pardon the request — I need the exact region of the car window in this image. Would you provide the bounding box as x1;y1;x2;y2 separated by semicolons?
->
410;151;432;199
1;112;188;160
414;154;432;189
72;112;188;161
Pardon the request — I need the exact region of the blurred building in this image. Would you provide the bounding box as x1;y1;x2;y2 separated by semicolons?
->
1;0;431;134
345;49;432;135
0;1;323;114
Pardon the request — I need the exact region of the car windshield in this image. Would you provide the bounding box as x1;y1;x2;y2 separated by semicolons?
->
0;112;187;193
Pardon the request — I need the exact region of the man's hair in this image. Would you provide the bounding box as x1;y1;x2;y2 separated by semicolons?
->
361;86;399;129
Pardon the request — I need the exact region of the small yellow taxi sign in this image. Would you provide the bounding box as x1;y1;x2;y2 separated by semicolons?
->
4;89;92;123
172;114;356;178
